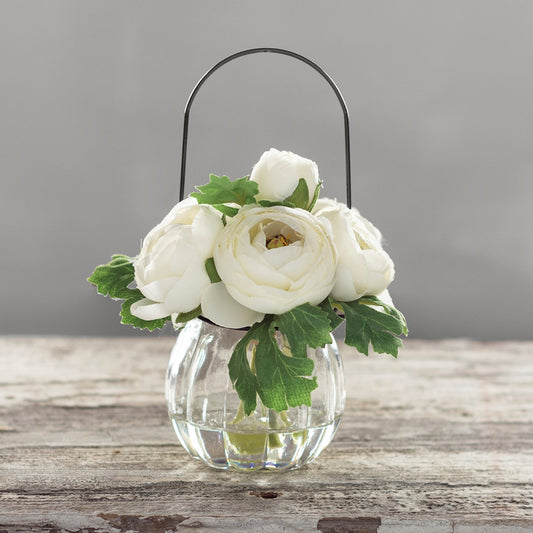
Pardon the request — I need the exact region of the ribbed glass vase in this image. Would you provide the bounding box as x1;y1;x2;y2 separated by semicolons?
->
165;318;345;472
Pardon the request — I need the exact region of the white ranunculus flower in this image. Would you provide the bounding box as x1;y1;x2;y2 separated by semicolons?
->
131;198;224;320
312;198;395;302
213;205;337;315
250;148;320;204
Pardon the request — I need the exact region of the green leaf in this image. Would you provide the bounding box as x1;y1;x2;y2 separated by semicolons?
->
204;257;221;283
87;254;136;300
358;295;409;336
191;174;258;207
274;303;333;358
89;254;170;331
257;199;296;208
212;204;240;217
120;290;170;331
228;317;318;415
228;327;261;416
174;305;201;325
319;297;345;331
341;298;407;357
284;178;310;209
253;321;317;412
308;181;322;211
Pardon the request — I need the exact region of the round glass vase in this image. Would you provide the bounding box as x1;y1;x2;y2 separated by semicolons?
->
165;317;345;472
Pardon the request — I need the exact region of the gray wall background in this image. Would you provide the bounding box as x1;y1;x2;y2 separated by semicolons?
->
1;1;532;340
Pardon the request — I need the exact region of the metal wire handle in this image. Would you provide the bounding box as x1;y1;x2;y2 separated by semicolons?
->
179;47;352;208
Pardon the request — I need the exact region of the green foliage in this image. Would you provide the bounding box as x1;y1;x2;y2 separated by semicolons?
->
204;257;221;283
229;314;321;415
253;320;318;412
257;199;296;208
284;178;310;210
340;297;408;357
274;303;332;358
174;305;202;326
308;182;322;211
227;296;408;414
319;297;345;331
228;327;261;416
191;174;258;213
212;204;239;217
88;255;170;331
270;179;322;211
87;254;136;300
358;295;408;336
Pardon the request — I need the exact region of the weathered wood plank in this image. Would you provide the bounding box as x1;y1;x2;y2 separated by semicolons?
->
1;337;533;531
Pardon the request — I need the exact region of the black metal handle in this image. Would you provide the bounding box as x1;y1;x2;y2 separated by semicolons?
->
179;47;352;208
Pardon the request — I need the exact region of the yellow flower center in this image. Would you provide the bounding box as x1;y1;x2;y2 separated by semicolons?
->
266;234;291;249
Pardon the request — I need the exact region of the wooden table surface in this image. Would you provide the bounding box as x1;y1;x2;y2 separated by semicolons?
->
1;337;532;532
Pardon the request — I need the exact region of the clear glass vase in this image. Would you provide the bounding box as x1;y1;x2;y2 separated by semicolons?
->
165;318;345;472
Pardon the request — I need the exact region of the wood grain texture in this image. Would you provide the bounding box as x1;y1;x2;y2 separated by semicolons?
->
1;337;532;532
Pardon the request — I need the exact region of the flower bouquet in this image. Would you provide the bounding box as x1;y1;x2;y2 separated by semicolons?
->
88;148;407;471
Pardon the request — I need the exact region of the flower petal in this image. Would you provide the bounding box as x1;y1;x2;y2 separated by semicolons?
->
376;289;394;307
138;277;178;302
201;282;264;329
130;298;169;320
164;262;210;314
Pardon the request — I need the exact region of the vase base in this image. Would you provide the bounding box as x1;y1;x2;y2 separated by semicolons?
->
170;416;341;472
